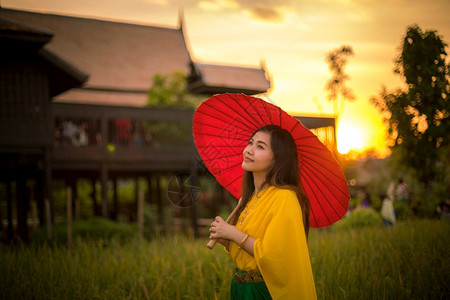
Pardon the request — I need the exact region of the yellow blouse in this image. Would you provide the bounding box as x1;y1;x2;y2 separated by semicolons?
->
229;186;317;300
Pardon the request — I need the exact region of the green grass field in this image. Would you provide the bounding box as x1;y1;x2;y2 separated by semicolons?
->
1;219;448;299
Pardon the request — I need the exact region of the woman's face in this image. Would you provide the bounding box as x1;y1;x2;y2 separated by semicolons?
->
242;131;275;175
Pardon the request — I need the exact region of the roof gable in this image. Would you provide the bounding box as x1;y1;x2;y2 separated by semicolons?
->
188;62;271;95
0;9;191;92
0;17;53;44
0;16;88;97
1;8;271;106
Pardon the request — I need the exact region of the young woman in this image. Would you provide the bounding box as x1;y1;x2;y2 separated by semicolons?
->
209;125;317;300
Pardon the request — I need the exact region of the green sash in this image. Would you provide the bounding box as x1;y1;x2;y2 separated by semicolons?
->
231;270;272;300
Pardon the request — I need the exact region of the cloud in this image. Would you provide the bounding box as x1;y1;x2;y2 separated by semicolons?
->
248;4;284;22
143;0;169;6
195;0;290;22
197;0;239;11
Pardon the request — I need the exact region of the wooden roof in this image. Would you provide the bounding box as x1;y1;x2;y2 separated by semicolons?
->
0;8;271;106
0;16;88;97
187;62;271;95
0;8;191;105
38;49;89;97
0;16;53;44
294;115;335;129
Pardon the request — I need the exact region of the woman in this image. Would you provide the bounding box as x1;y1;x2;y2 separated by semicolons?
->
209;125;317;300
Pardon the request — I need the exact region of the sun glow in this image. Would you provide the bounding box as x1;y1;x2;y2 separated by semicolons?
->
337;120;367;155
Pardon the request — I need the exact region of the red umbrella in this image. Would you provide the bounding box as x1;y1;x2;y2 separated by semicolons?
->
193;93;349;227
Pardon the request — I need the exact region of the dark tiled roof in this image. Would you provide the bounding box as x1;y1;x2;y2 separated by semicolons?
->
0;16;53;44
0;8;271;105
38;48;89;97
0;15;88;97
188;62;271;95
0;9;191;91
294;116;335;129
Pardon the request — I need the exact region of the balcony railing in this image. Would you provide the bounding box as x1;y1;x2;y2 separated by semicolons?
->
51;103;198;171
51;103;337;172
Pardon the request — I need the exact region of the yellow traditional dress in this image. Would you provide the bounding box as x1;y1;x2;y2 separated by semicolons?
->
229;186;317;300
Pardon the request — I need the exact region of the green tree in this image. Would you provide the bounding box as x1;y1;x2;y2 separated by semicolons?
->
145;71;204;147
371;25;450;195
325;45;356;120
147;71;203;108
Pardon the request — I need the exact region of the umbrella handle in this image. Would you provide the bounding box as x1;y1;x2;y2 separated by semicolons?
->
206;199;241;249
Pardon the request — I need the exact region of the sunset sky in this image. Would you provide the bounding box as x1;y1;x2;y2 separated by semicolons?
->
3;0;450;156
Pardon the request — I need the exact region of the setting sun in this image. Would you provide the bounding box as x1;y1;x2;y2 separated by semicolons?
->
337;120;367;155
335;102;391;158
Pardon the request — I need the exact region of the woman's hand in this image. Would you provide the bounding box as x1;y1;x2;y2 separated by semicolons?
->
209;216;255;256
209;216;238;242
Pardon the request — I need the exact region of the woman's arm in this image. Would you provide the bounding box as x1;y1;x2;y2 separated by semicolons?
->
209;216;255;256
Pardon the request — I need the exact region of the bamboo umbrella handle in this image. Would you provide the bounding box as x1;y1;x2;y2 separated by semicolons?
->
206;199;241;249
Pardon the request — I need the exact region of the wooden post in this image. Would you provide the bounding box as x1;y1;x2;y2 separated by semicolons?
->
6;180;13;242
16;176;29;243
36;175;45;227
100;163;108;218
45;198;52;240
0;184;3;233
73;179;80;221
137;188;144;238
44;147;54;224
190;164;199;239
31;197;38;229
156;175;163;225
66;186;72;249
134;177;139;219
91;178;98;216
147;174;152;205
112;177;118;220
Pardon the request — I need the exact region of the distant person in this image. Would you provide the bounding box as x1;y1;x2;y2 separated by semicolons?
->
73;123;88;146
380;193;396;227
361;191;371;208
115;118;131;145
387;181;395;201
62;120;77;145
396;178;409;203
436;200;450;219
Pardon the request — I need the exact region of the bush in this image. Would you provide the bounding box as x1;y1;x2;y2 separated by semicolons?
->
394;201;415;220
332;207;382;230
31;218;138;245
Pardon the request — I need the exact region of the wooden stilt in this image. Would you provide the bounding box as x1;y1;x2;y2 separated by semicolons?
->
137;188;144;238
101;163;108;218
6;180;13;242
66;186;72;249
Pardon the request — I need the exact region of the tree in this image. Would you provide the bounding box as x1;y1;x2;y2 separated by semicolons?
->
145;71;205;147
325;45;356;120
147;71;203;108
371;25;450;195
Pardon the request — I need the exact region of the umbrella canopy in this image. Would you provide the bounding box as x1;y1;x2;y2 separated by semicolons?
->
193;93;349;228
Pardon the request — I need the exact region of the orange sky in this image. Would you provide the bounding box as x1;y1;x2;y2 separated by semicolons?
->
3;0;450;157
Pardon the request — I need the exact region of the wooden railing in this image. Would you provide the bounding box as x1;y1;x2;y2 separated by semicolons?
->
51;103;198;172
50;103;337;172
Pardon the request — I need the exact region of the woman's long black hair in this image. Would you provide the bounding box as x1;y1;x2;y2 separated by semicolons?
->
231;125;310;238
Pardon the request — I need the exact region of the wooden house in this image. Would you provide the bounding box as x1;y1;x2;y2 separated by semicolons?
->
0;15;88;242
0;8;335;242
